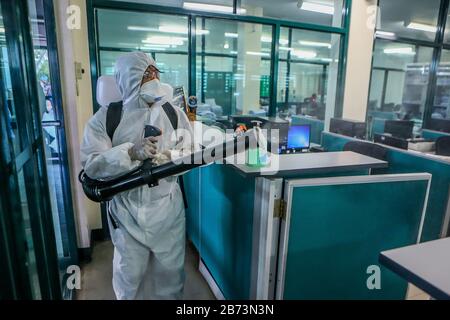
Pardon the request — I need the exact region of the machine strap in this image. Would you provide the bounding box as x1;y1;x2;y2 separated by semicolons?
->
106;101;124;141
106;101;179;142
161;102;179;132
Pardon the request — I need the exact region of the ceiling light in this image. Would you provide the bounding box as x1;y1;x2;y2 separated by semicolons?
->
279;47;293;51
279;39;289;45
0;27;4;33
158;25;210;36
128;26;155;32
261;36;272;43
300;1;334;15
183;2;246;14
230;51;238;55
292;50;317;59
225;32;238;38
142;36;185;46
159;26;188;34
129;25;209;36
224;43;230;49
406;22;437;33
143;45;167;51
142;43;170;48
376;31;396;37
246;51;270;57
299;40;331;48
383;47;416;55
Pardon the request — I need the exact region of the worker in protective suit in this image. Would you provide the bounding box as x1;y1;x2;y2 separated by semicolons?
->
80;51;193;300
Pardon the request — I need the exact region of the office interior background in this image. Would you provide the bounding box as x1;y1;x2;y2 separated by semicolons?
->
1;0;450;300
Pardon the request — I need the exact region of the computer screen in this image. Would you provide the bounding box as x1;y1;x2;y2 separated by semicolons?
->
384;120;414;139
429;118;450;133
287;125;311;150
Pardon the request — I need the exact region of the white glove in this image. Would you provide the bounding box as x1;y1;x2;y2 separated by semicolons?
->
153;151;172;166
128;137;158;161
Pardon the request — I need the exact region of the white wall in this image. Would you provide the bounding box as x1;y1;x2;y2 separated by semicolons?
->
342;0;378;121
54;0;101;249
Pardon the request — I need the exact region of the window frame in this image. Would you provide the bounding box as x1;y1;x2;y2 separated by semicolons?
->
87;0;352;118
367;0;450;131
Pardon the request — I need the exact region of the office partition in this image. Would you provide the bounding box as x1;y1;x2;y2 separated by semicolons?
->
277;174;431;300
322;132;450;241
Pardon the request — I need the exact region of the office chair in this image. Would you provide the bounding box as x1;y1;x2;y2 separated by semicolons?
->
435;136;450;156
343;141;388;161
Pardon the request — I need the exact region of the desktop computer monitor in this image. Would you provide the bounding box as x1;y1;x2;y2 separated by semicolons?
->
384;120;414;139
284;125;310;153
429;118;450;133
329;118;366;139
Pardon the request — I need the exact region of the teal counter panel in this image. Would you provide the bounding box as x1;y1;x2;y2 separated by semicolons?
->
282;177;429;299
291;116;324;145
322;132;354;152
322;132;450;241
185;158;375;299
422;129;450;141
199;164;256;300
184;168;202;250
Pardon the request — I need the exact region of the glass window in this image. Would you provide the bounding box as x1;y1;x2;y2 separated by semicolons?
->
277;61;288;103
99;50;124;76
432;49;450;120
154;53;189;89
377;0;441;42
367;39;434;132
196;17;272;118
240;0;344;27
277;27;340;121
98;9;189;53
97;9;189;90
368;69;384;112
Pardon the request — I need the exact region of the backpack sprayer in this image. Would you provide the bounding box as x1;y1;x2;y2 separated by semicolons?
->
79;127;257;203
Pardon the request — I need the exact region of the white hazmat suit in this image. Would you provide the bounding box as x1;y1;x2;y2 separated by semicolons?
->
81;52;193;300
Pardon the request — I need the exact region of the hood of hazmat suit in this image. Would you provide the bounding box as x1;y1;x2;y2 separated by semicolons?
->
81;51;193;300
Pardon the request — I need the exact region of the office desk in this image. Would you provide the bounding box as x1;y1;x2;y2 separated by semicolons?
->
380;238;450;300
227;151;387;178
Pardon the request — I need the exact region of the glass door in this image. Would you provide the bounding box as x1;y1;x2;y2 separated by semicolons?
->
0;0;43;300
0;0;64;300
27;0;78;288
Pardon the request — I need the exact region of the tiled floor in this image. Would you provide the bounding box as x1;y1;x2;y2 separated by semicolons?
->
76;240;215;300
406;284;430;300
76;240;431;300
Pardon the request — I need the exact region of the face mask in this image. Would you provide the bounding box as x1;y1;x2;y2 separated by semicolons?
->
140;79;163;104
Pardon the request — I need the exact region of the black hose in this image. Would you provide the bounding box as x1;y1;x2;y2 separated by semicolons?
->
80;132;254;203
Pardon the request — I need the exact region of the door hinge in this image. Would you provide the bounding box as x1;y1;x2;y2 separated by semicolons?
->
274;199;287;220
